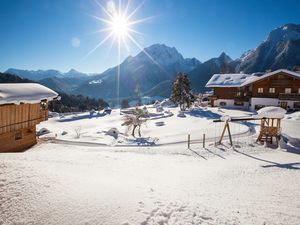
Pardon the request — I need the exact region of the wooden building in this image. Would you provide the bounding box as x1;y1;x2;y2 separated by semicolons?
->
0;83;58;152
206;69;300;111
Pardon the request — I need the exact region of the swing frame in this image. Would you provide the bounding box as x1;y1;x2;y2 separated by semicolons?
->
213;117;257;146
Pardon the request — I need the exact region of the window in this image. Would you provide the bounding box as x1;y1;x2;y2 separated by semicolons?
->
15;130;23;140
236;91;241;96
234;101;244;106
269;88;275;93
285;88;291;94
298;88;300;94
294;102;300;109
219;102;226;106
255;105;265;110
258;88;263;93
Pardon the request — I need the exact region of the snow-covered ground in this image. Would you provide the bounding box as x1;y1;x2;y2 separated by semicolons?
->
39;106;253;147
1;106;300;225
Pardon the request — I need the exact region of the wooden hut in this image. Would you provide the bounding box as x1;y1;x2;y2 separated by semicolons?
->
0;83;58;152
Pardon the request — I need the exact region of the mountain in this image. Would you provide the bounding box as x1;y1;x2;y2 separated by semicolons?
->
0;72;108;112
5;68;91;81
5;68;62;81
74;44;201;102
237;23;300;73
4;23;300;100
5;68;93;93
0;72;33;83
188;52;235;93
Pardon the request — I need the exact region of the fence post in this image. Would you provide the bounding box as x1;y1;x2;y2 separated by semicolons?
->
188;134;190;149
203;133;205;148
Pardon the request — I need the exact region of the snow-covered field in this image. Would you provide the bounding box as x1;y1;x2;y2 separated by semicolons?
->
39;106;253;147
1;106;300;225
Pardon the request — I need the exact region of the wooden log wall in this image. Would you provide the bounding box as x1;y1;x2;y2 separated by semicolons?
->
0;103;46;135
0;126;37;152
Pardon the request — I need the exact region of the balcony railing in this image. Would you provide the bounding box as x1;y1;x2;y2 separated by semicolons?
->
278;93;300;101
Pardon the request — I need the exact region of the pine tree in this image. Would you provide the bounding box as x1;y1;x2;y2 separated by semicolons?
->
170;72;194;111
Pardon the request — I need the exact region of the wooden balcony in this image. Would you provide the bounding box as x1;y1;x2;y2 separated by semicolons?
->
278;93;300;101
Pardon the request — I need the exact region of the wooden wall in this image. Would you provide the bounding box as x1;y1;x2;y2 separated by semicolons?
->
0;103;47;135
0;126;37;152
214;87;238;99
252;72;300;98
0;102;49;152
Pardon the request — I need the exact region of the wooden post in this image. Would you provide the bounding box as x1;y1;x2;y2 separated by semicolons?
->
203;133;205;148
227;123;233;146
218;120;227;144
188;134;190;149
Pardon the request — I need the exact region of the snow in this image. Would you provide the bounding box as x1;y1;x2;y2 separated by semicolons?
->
1;141;300;225
206;69;300;88
254;106;287;119
88;79;103;84
1;104;300;225
242;69;300;87
37;106;251;146
0;83;58;104
205;73;256;88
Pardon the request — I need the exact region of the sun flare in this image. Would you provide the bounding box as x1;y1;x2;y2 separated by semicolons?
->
86;0;158;107
111;14;129;37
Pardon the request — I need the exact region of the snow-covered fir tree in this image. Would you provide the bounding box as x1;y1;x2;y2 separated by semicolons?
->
170;72;194;110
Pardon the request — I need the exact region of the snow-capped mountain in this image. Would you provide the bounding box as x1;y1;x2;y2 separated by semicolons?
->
4;24;300;100
237;23;300;73
5;68;92;93
188;52;236;93
5;68;63;81
75;44;201;102
5;68;91;81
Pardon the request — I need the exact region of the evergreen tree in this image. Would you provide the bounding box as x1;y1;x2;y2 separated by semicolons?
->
170;72;194;111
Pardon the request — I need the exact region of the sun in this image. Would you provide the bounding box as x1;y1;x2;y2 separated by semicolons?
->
85;0;158;108
86;0;155;57
111;14;129;37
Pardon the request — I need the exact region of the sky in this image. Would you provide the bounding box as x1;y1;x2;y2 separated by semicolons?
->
0;0;300;73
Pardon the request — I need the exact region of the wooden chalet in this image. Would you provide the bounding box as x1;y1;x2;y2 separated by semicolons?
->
206;69;300;111
0;83;58;152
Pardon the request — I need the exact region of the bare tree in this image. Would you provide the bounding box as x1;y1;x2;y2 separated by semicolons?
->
121;107;147;137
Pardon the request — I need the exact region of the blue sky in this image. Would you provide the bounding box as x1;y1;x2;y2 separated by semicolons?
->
0;0;299;73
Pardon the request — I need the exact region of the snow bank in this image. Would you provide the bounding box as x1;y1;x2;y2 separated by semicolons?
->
0;83;58;104
160;98;176;107
254;106;287;119
285;111;300;121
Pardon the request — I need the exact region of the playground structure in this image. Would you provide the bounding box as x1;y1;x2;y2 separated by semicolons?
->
212;107;286;147
256;117;282;145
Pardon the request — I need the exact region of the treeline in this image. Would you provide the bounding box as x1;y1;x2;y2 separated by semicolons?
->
0;72;32;83
0;72;109;112
49;92;108;113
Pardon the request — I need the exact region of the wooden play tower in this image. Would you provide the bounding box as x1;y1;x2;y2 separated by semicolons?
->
256;117;282;145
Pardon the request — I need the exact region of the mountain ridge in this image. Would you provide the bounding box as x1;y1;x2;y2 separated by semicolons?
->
3;23;300;103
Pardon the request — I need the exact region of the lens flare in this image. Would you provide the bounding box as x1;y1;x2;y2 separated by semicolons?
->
86;0;159;107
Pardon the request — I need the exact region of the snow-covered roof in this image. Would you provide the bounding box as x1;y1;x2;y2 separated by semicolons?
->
0;83;59;105
242;69;300;86
206;69;300;88
205;73;256;88
254;106;286;119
